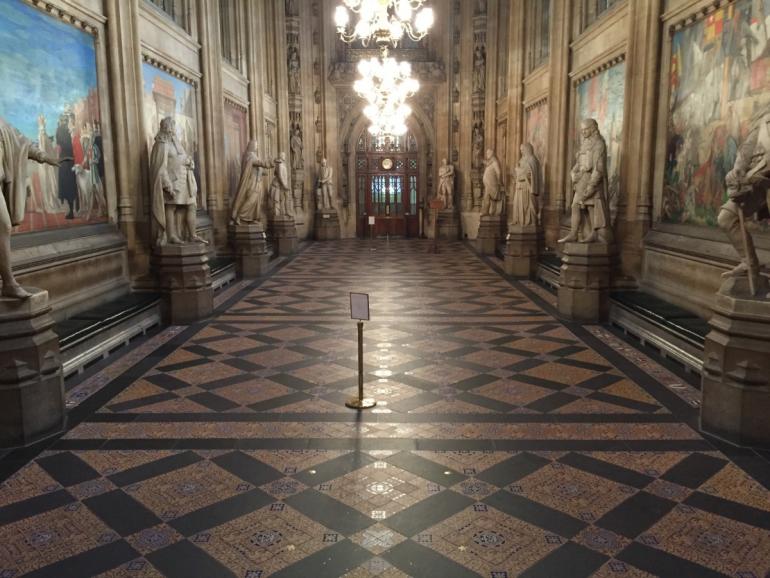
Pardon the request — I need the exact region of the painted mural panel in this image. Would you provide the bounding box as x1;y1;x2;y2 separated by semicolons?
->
575;62;625;222
525;101;549;188
141;62;200;199
0;0;107;232
663;1;770;227
224;102;248;206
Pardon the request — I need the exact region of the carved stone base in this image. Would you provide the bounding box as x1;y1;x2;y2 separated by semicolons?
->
476;214;502;255
0;289;65;447
314;210;341;241
230;223;269;279
701;277;770;447
504;225;540;278
557;242;612;323
437;209;460;240
270;217;298;256
153;244;213;325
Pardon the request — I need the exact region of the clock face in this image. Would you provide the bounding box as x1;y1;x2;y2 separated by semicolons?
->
382;158;393;170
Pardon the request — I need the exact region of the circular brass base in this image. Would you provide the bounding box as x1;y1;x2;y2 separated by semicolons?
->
345;397;377;410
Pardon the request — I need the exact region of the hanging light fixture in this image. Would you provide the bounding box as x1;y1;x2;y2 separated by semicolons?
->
335;0;434;47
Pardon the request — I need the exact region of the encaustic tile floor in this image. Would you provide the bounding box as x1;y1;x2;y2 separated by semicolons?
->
1;240;770;578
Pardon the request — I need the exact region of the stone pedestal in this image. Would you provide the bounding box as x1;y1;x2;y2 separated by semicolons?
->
314;210;340;240
270;217;298;256
436;209;460;240
504;225;540;278
230;223;269;279
701;277;770;447
0;289;65;447
557;242;612;323
476;214;502;255
153;244;213;325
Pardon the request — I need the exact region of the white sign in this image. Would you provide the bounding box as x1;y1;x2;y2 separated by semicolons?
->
350;292;370;320
368;216;375;226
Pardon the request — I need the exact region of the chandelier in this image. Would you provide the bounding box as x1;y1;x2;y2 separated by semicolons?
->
335;0;434;47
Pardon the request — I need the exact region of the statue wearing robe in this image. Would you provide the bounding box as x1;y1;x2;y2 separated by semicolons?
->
231;139;272;225
510;143;541;226
481;149;504;217
269;153;292;218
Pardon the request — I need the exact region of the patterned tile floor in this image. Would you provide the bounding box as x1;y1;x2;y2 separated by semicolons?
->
1;239;769;577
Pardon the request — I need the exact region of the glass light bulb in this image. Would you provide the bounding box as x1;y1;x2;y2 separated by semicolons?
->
415;7;434;33
335;6;350;27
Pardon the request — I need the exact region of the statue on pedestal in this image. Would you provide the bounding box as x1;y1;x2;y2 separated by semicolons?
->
437;158;455;210
150;117;206;247
719;112;770;295
510;143;541;227
269;152;292;218
0;118;62;299
558;118;610;243
480;149;503;217
290;125;303;170
231;139;272;226
316;158;334;211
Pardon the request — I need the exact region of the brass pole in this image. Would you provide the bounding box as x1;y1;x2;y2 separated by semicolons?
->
346;320;376;409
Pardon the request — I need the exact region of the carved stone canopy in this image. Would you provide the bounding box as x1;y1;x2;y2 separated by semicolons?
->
328;60;446;85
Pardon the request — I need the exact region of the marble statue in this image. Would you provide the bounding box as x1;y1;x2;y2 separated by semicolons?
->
472;124;484;169
0;118;61;299
269;152;292;217
288;46;300;94
473;45;486;93
150;117;206;247
231;139;272;226
480;149;504;217
437;158;455;210
316;158;334;211
720;111;770;285
510;143;541;226
290;125;304;170
558;118;610;243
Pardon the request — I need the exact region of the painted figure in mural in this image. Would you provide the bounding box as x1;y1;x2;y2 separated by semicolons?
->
288;46;301;94
480;149;504;217
0;118;62;299
231;139;273;226
719;111;770;284
472;124;484;169
36;114;60;213
316;158;334;211
150;117;206;247
559;119;610;243
56;113;79;219
473;44;486;93
437;158;455;210
511;143;541;227
290;125;304;170
270;152;292;218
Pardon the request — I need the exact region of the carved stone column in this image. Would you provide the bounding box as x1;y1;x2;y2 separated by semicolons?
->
153;244;213;324
701;278;770;446
476;214;503;255
0;289;65;447
270;217;298;256
557;242;612;322
504;225;540;278
230;224;269;278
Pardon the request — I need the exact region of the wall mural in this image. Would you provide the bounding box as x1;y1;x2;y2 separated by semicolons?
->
0;0;106;232
223;102;248;205
575;62;625;222
663;0;770;228
525;101;548;190
141;62;201;201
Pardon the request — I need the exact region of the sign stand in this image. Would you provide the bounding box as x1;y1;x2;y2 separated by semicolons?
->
346;293;376;410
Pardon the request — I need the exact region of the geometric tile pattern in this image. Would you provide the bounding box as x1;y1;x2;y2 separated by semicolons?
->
0;239;768;577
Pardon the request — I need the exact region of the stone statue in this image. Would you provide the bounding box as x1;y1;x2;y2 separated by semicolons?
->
288;46;300;94
473;45;486;93
290;125;303;170
0;118;61;299
437;158;455;210
719;111;770;288
316;158;334;211
511;143;541;226
558;118;611;243
230;139;272;226
480;149;504;217
472;124;484;169
150;117;206;247
269;152;292;218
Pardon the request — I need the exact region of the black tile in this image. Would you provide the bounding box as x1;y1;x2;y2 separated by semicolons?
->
188;392;240;412
24;540;139;578
386;451;465;486
212;451;284;486
383;540;481;578
685;491;770;531
384;490;473;537
509;373;565;391
484;491;586;538
107;392;178;413
268;372;318;390
596;491;676;539
661;453;727;488
84;489;162;535
588;391;661;413
145;373;191;391
183;344;224;357
476;452;550;486
574;373;624;391
221;357;263;372
108;451;203;487
37;452;100;487
526;392;579;413
456;391;516;412
285;489;374;535
558;453;654;489
505;359;548;373
170;488;272;536
617;542;727;578
147;539;237;578
388;392;442;413
248;391;311;412
521;542;607;578
294;451;374;485
451;374;499;391
196;373;254;391
155;358;211;373
0;489;74;525
271;539;371;578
